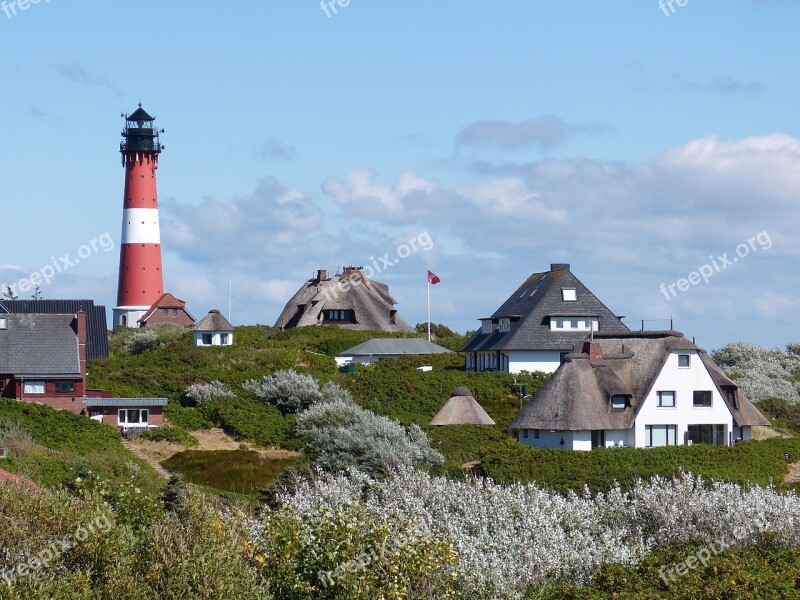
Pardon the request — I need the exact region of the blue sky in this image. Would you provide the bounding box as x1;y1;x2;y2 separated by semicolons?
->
1;1;799;351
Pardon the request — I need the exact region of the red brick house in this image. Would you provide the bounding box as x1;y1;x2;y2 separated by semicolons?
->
138;292;196;327
0;312;166;431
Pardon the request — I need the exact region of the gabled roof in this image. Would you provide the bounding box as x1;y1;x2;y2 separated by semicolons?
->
0;299;108;360
460;264;629;353
340;338;451;357
0;314;82;377
138;293;196;324
194;310;234;332
274;268;414;333
510;331;769;431
430;387;496;426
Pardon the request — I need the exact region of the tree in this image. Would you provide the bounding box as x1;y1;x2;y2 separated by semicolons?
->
31;285;43;300
2;286;17;300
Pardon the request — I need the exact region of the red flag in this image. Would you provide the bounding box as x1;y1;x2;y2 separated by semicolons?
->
427;270;441;285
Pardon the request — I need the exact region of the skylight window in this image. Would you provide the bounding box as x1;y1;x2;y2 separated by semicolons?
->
519;289;528;299
562;288;577;302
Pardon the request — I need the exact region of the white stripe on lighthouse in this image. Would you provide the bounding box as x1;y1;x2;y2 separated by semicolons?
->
121;208;161;244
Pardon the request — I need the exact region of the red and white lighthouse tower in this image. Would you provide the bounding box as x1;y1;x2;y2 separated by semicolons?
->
113;104;165;327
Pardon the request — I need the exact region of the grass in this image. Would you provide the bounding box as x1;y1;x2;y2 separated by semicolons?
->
162;448;305;494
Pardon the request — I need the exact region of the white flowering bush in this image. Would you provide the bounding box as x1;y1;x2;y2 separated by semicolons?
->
185;380;236;404
124;328;161;354
295;401;444;475
244;369;324;413
712;342;800;404
261;469;800;599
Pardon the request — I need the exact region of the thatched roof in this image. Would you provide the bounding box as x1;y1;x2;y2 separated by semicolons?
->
510;331;769;431
194;309;234;332
430;387;496;426
461;263;629;353
274;268;414;332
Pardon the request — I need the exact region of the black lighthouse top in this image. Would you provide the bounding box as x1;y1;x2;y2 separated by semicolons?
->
120;103;163;159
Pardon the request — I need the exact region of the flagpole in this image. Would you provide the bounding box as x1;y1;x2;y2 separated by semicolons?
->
427;267;431;342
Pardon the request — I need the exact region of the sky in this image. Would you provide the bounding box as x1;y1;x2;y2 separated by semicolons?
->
1;0;799;352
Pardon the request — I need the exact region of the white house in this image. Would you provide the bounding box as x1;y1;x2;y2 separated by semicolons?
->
193;310;234;347
510;331;769;451
460;264;629;374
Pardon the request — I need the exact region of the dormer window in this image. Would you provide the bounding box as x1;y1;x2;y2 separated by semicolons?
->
562;288;577;302
499;318;510;333
0;317;5;329
481;319;492;334
611;395;628;410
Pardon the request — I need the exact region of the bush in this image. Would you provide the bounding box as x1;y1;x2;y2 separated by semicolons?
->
163;402;213;431
295;400;444;475
125;329;161;355
140;426;199;447
244;369;324;413
185;380;236;404
712;342;800;403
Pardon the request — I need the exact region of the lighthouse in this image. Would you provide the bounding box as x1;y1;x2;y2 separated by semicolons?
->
112;104;165;327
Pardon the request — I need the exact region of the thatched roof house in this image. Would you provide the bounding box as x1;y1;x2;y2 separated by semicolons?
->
194;309;235;346
511;331;769;450
275;267;414;333
460;263;629;374
431;387;495;426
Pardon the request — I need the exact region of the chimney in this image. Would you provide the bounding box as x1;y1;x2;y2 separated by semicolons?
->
317;269;327;281
76;312;87;376
583;340;603;361
550;263;570;272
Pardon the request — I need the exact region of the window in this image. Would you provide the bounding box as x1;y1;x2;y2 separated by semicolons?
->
499;318;510;333
678;354;690;368
611;395;628;410
688;424;726;445
0;317;6;329
23;380;45;394
220;333;229;345
693;391;712;407
657;391;675;408
591;430;605;449
119;409;148;425
645;424;677;447
325;310;351;322
562;288;577;302
533;429;540;439
481;320;493;334
522;429;528;439
54;381;75;394
551;317;598;331
202;333;213;345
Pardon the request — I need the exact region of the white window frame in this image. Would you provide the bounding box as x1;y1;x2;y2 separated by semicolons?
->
499;318;510;333
0;317;6;329
220;333;229;345
23;380;45;395
481;320;492;334
562;288;577;302
657;391;676;408
645;424;677;447
678;354;691;368
693;390;712;408
611;395;627;410
119;409;149;426
202;333;213;345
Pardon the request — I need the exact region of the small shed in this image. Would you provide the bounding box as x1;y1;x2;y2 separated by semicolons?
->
430;387;495;426
194;310;235;347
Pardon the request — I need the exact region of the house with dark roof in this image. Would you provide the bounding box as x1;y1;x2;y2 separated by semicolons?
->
510;331;770;451
194;309;234;346
460;263;629;373
275;267;414;333
1;299;108;360
138;292;196;327
0;313;88;413
335;338;451;366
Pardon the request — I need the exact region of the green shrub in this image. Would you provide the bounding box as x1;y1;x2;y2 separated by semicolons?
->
163;402;214;430
140;426;199;447
124;329;161;354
